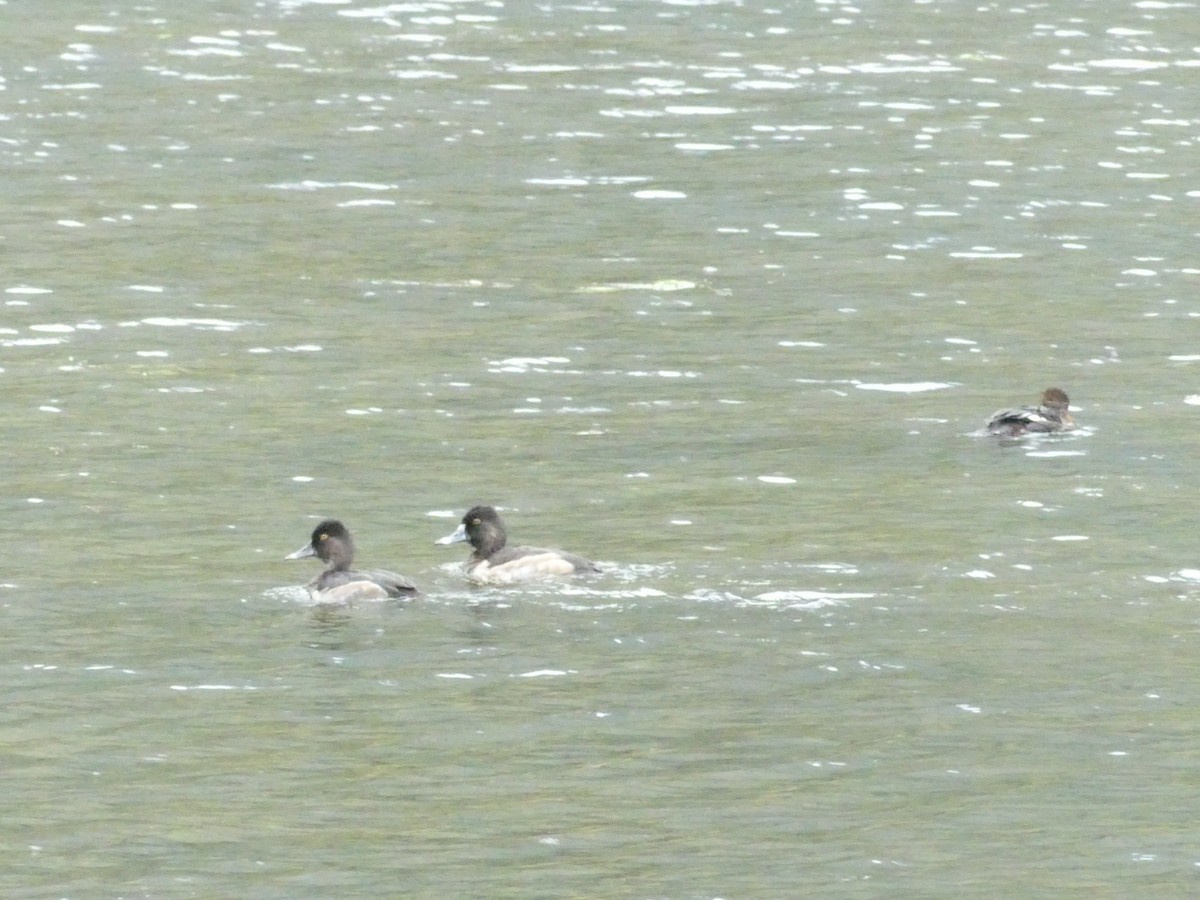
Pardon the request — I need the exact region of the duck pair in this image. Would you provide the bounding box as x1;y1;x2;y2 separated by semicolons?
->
286;505;599;604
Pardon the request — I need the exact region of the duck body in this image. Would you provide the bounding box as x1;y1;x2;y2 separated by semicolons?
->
984;387;1074;437
436;505;600;585
287;519;418;603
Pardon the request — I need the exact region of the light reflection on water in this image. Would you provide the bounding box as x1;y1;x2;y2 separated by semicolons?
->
3;0;1200;894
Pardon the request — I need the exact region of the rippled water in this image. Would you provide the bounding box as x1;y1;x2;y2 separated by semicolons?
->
4;0;1200;895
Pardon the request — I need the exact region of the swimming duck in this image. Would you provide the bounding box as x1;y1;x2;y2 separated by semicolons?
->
286;519;418;603
984;387;1074;437
436;505;600;584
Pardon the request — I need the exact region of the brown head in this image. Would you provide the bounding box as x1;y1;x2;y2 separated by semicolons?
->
1040;387;1072;423
1041;388;1070;415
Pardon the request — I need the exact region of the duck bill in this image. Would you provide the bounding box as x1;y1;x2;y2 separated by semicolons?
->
436;523;468;545
286;543;316;560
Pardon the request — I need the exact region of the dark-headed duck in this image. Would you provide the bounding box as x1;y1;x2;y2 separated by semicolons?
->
287;519;418;603
436;505;600;584
984;387;1074;437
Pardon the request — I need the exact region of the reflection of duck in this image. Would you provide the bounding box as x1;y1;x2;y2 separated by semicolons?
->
286;519;418;603
436;505;600;584
984;387;1074;437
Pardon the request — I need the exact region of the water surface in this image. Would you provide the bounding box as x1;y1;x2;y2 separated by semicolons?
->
3;0;1200;896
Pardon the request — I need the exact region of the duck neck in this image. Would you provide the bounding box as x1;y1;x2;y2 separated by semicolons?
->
474;525;507;558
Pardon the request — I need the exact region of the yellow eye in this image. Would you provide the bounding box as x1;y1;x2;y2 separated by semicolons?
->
319;533;328;542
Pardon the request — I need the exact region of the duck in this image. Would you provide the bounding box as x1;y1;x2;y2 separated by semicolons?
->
984;387;1075;437
286;518;418;603
436;505;600;584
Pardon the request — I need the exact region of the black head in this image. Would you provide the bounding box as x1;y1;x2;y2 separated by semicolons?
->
288;518;355;566
462;505;507;553
462;505;502;527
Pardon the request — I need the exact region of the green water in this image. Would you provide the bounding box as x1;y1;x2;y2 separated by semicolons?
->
2;1;1200;896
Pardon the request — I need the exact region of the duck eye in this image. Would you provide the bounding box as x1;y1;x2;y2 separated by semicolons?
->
470;517;480;526
318;533;328;542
